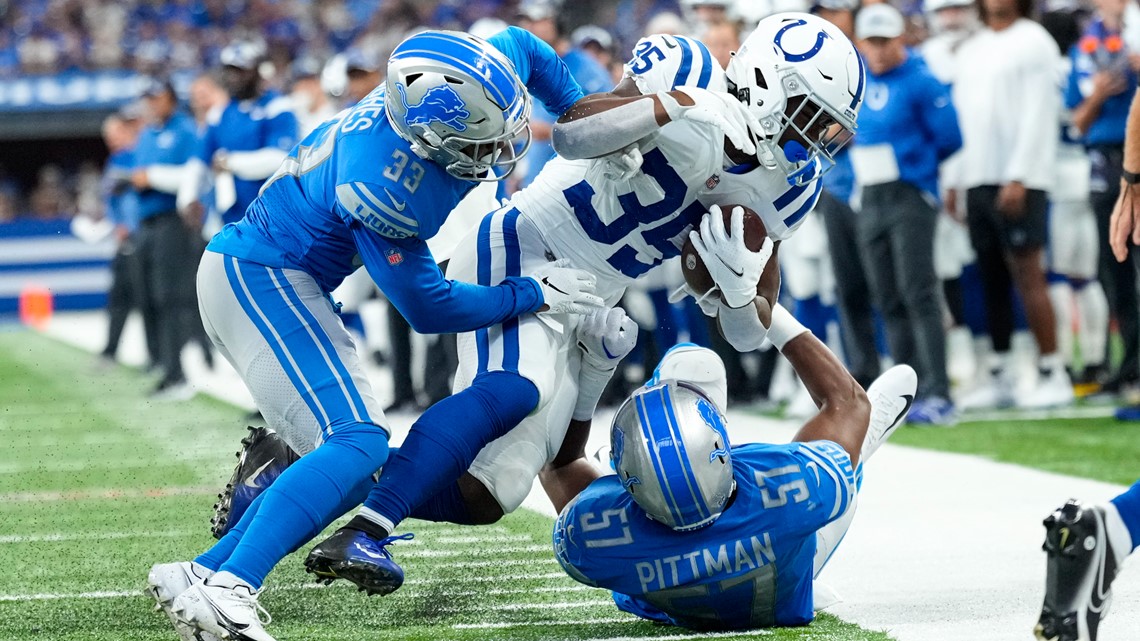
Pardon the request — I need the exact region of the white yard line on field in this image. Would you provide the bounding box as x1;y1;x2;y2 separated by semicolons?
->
452;618;630;629
585;631;774;641
400;544;549;559
0;486;215;502
0;530;196;544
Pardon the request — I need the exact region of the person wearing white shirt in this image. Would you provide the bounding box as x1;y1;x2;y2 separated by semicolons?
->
951;0;1074;410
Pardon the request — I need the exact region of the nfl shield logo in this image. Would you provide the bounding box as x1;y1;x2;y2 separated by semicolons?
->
705;174;720;189
386;249;403;266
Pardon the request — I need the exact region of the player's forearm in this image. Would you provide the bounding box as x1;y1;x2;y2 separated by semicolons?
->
392;277;543;334
552;94;666;160
144;164;188;194
225;148;288;180
540;458;601;514
769;305;860;410
176;158;208;210
1071;95;1108;137
1124;89;1140;173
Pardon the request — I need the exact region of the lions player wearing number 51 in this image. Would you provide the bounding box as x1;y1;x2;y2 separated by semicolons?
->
143;27;675;641
304;13;867;598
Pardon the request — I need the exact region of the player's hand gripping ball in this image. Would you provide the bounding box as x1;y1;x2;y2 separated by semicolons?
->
681;204;778;321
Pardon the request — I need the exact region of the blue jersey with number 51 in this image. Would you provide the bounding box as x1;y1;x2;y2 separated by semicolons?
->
207;27;583;332
554;440;856;630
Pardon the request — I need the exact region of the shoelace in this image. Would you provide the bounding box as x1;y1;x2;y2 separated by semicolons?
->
378;532;415;551
221;586;273;627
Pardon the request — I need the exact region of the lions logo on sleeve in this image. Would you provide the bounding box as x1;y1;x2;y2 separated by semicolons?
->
624;34;725;93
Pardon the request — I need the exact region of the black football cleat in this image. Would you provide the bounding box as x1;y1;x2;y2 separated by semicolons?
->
1035;499;1120;641
211;425;300;539
304;529;414;596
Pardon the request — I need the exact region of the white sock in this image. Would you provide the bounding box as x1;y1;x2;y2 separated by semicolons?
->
1039;352;1064;374
1076;283;1109;367
211;570;254;591
358;506;396;535
1047;281;1073;368
1102;502;1134;568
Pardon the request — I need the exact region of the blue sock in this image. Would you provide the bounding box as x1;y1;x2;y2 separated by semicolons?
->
1110;479;1140;553
196;492;267;571
408;481;474;525
361;370;538;529
218;422;389;588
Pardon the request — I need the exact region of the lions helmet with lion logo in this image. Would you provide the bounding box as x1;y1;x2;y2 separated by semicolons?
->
386;30;532;181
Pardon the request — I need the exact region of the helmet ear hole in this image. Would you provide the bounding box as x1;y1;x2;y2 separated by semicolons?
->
754;68;768;89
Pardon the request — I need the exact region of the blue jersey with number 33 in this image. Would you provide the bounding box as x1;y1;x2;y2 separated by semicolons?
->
554;440;856;630
207;27;583;332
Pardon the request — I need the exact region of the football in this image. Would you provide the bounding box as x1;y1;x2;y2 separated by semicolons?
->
681;204;770;300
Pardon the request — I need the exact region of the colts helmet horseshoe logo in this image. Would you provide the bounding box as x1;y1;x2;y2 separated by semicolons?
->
773;18;831;63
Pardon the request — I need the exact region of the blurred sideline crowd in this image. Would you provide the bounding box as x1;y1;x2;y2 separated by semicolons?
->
8;0;1140;424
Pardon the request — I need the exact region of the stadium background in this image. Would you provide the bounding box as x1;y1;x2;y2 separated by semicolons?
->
3;0;1140;640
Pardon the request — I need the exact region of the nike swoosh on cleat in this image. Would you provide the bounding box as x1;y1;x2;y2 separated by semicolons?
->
242;459;276;489
892;394;915;427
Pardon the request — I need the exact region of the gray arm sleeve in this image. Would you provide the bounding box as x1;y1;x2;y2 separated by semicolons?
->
550;96;660;160
717;301;768;352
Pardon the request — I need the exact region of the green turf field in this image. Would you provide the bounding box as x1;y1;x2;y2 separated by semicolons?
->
889;410;1140;486
0;330;895;641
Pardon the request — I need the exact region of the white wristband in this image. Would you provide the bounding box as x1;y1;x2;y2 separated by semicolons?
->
767;304;809;352
573;363;616;422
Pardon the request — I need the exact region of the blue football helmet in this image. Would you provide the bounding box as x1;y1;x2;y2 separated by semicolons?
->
611;380;735;532
385;30;532;181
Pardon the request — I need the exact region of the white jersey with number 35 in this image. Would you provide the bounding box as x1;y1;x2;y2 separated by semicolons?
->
512;34;822;302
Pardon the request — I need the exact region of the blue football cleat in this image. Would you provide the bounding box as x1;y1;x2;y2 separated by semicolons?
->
212;426;300;539
304;530;414;596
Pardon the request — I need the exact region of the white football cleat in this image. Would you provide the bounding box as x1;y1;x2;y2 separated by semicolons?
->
861;364;917;462
1019;366;1075;410
147;561;218;641
171;571;275;641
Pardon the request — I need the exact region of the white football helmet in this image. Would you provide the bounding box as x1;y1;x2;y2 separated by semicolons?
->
725;12;866;185
610;380;735;532
386;30;532;181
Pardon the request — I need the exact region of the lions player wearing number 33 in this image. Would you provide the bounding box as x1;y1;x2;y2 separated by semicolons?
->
304;12;869;601
145;26;764;641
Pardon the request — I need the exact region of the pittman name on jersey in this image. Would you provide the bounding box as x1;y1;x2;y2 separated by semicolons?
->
635;532;776;592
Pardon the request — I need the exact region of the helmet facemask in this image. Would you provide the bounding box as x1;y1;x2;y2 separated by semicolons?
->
728;66;855;186
434;95;532;181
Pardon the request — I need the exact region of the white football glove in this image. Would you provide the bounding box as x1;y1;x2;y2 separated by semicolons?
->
577;306;639;371
530;259;604;315
658;86;761;157
574;306;639;421
601;143;644;181
688;205;774;310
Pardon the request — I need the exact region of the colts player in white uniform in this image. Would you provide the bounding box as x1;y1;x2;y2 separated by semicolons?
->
305;13;867;595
